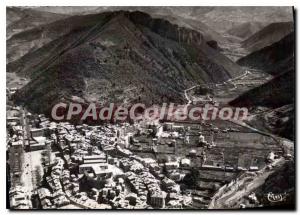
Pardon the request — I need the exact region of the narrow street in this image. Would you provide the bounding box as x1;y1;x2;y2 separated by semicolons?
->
20;108;44;195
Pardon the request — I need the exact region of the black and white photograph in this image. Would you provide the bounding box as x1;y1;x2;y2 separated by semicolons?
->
5;5;296;210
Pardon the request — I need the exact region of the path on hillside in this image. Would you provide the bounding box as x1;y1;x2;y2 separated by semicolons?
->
184;69;250;107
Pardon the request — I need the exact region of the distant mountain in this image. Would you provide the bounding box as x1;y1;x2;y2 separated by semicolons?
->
237;32;294;75
33;6;293;33
6;7;68;63
226;22;266;40
197;7;293;33
12;11;243;114
7;12;113;65
7;7;67;39
241;22;293;52
6;7;227;65
35;6;229;44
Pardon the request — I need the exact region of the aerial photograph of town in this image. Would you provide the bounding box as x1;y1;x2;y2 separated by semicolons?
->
6;6;295;210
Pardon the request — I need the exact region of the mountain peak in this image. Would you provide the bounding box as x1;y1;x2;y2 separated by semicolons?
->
11;10;244;113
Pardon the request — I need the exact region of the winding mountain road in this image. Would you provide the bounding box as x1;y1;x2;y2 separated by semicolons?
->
184;70;250;106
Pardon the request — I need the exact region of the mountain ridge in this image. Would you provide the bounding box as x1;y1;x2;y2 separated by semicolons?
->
12;11;244;114
237;32;294;75
241;22;293;53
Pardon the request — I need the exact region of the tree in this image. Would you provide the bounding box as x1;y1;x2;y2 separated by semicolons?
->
183;168;199;188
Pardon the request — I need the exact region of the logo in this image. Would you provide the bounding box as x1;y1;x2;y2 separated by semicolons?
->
50;102;249;123
267;192;287;203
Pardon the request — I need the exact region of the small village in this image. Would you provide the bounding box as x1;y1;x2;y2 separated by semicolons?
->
7;95;288;209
